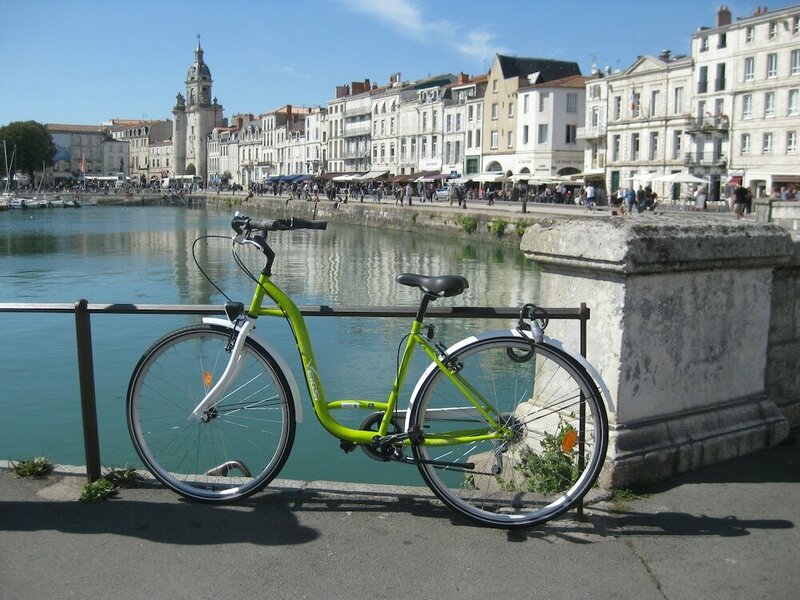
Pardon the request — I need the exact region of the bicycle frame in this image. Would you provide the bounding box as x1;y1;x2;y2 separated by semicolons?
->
192;270;504;448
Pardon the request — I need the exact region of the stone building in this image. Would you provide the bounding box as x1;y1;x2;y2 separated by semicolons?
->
172;40;225;182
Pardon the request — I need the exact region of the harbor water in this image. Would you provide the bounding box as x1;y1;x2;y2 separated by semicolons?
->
0;204;540;485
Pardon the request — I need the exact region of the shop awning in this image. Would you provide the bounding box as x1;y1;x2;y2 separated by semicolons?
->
725;175;743;186
356;169;389;181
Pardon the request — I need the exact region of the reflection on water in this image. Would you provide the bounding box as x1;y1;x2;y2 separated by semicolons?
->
0;205;539;485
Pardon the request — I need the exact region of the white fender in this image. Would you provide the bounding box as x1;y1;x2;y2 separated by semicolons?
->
203;317;303;423
404;329;614;431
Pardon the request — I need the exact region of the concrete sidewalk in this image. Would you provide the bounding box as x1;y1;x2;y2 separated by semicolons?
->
1;431;798;599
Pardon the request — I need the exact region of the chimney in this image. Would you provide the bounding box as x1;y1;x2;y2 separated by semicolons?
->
717;5;732;26
351;81;365;94
336;84;350;98
659;49;672;61
457;72;470;84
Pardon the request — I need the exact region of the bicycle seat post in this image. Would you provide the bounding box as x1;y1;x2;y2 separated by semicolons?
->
415;293;436;323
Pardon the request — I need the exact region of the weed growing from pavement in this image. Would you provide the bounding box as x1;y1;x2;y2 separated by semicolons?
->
11;456;54;478
79;478;119;502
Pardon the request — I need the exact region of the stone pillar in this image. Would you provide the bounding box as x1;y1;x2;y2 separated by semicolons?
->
520;215;794;487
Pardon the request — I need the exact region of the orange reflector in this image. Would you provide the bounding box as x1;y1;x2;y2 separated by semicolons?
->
203;371;213;387
561;429;578;453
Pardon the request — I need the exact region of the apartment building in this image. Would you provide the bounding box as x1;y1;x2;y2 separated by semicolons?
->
47;123;129;185
449;74;487;177
482;55;582;175
701;4;800;195
516;74;588;180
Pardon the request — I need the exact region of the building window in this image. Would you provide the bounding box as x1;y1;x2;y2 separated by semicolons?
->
741;133;751;154
700;36;708;51
673;86;684;113
507;131;513;148
767;53;778;78
523;95;529;113
522;125;529;145
455;114;461;131
468;105;473;121
742;94;753;118
746;25;754;42
491;103;498;120
565;124;577;144
763;132;773;153
649;132;659;160
566;93;578;113
630;133;640;160
591;85;601;100
454;140;461;161
612;135;621;161
718;32;727;48
744;57;755;81
630;91;640;117
672;130;683;159
613;96;622;120
791;50;800;75
715;63;726;91
507;102;513;118
445;114;452;132
490;130;498;149
769;21;777;39
650;89;660;116
537;124;548;144
431;136;438;156
539;92;549;112
788;131;797;153
765;92;776;117
789;89;799;116
492;79;498;93
698;66;708;93
421;137;427;159
794;16;800;34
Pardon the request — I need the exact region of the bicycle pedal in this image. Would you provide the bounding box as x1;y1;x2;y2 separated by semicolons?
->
339;440;357;453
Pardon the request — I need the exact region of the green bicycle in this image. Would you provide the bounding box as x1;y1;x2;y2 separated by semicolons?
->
126;212;610;528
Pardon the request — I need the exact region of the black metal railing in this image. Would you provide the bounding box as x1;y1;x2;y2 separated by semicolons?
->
0;301;589;482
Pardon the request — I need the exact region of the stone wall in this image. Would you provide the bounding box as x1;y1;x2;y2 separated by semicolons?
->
754;197;800;231
521;215;797;487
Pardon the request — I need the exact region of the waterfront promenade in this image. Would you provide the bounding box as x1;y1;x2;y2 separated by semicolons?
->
1;428;797;599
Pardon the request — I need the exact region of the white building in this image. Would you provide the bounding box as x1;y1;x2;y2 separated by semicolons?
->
515;74;587;180
696;4;800;196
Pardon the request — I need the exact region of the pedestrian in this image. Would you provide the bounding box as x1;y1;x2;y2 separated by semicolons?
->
733;184;748;219
404;182;412;206
448;184;457;206
585;181;596;209
625;186;636;215
636;185;646;214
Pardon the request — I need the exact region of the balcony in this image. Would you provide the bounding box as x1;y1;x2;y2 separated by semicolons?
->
342;148;369;160
686;115;729;133
683;152;727;167
577;124;606;140
343;122;371;138
344;105;371;118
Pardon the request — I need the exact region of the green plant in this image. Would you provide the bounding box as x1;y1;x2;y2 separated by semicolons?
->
489;219;508;237
104;466;143;488
11;456;54;478
411;211;419;224
514;419;580;494
515;221;530;237
79;478;119;502
457;215;478;234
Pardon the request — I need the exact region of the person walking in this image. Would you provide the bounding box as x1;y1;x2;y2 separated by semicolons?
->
625;186;636;215
404;182;412;206
733;184;749;219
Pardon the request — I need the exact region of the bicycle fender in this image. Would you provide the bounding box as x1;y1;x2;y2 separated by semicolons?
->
202;317;303;423
404;330;614;433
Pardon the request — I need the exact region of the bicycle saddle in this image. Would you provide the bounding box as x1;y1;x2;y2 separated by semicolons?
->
396;273;469;298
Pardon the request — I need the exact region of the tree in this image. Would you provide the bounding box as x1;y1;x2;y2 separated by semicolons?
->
0;121;57;185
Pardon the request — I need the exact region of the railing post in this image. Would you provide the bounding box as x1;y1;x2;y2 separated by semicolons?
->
74;299;102;482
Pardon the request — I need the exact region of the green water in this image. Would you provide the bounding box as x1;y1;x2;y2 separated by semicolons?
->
0;204;539;485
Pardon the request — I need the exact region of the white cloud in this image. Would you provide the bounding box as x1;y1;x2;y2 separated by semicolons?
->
337;0;505;65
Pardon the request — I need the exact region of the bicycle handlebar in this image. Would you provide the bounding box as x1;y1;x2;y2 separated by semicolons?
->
232;212;327;235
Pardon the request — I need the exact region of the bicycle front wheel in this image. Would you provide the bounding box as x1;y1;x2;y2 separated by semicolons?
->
409;334;607;528
127;324;295;502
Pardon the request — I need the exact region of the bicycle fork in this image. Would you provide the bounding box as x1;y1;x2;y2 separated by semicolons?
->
188;318;256;422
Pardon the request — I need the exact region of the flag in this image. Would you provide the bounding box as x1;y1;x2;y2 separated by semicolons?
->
80;154;87;173
630;89;638;113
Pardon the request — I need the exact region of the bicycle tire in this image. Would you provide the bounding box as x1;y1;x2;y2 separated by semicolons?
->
408;333;608;528
127;324;296;502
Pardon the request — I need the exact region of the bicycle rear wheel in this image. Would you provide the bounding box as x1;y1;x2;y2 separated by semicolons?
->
127;324;295;502
408;333;607;528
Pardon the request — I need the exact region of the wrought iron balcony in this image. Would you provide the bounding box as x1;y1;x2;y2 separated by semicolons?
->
683;152;727;167
686;115;730;133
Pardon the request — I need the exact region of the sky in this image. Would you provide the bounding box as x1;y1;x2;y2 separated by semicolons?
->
0;0;781;126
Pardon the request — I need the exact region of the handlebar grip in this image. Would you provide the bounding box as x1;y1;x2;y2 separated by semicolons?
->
288;217;328;230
